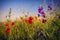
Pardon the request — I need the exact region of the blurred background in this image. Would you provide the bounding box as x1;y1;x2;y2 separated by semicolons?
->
0;0;60;21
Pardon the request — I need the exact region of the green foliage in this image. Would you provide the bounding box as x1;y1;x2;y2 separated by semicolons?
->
0;15;60;40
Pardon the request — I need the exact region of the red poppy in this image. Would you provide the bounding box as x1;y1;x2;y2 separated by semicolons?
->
11;22;15;26
27;19;33;24
4;23;9;28
6;27;10;35
28;16;33;20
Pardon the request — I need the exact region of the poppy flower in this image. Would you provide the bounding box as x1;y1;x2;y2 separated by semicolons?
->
28;16;33;20
11;22;15;26
27;19;33;24
4;23;9;28
6;27;10;35
42;19;46;23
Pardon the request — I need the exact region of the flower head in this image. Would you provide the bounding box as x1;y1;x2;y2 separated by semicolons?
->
41;11;45;14
27;19;33;24
42;19;46;23
38;5;43;13
4;23;9;28
38;14;40;17
11;22;15;26
6;27;10;35
48;4;52;10
42;14;46;18
28;16;33;20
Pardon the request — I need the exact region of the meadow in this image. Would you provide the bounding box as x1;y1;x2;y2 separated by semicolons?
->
0;5;60;40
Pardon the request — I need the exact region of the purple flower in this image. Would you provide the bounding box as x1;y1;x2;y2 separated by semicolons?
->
42;14;46;18
40;11;46;18
38;14;40;17
42;19;46;23
48;5;52;10
41;11;45;14
38;6;43;13
38;8;41;13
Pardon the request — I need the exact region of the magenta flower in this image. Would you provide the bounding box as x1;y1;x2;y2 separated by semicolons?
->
38;8;41;13
41;11;46;18
41;11;45;14
48;4;52;10
42;19;46;23
38;5;46;18
42;14;46;18
38;14;40;17
38;6;43;13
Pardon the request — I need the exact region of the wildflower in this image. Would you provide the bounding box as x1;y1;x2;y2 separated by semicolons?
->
48;4;52;10
27;19;33;24
42;19;46;23
42;14;46;18
11;22;15;26
38;8;41;13
4;23;9;28
38;5;43;13
38;5;46;18
38;14;40;17
27;16;33;24
41;11;45;14
6;27;10;35
40;11;46;18
28;16;33;20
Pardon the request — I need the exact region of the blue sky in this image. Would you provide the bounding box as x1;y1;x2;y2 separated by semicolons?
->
0;0;60;21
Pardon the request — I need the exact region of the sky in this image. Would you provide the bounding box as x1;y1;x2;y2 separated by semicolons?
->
0;0;60;21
